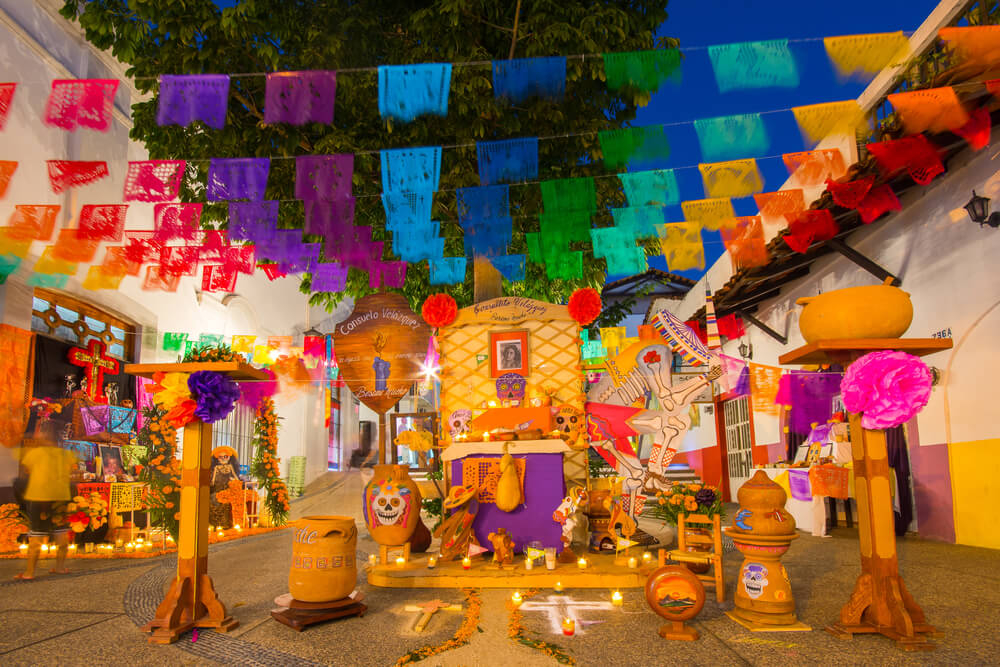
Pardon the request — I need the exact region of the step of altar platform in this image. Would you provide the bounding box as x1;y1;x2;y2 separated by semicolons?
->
659;464;700;483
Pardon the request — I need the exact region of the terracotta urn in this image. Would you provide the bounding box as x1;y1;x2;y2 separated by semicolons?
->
362;464;423;546
726;471;804;629
796;278;912;344
288;516;357;602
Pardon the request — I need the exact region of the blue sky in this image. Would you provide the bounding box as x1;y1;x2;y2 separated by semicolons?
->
636;0;939;281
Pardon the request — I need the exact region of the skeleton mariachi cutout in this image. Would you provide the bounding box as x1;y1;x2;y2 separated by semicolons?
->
586;342;722;523
552;487;587;560
447;409;472;438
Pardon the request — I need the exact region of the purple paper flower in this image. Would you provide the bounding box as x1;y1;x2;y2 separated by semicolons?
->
188;370;241;423
841;351;932;430
695;488;716;506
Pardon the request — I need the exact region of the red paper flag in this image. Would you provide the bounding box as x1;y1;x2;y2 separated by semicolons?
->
123;231;163;264
78;204;128;241
856;184;901;224
159;246;200;276
717;314;746;340
866;135;943;185
153;203;201;241
259;263;286;281
221;246;256;275
201;264;238;292
43;79;119;132
0;83;16;130
685;319;708;344
46;160;109;194
825;175;875;210
783;209;838;253
124;160;185;202
953;107;991;151
101;247;142;277
6;205;58;241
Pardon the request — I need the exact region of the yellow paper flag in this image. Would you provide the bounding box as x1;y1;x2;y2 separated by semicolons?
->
774;470;792;499
600;326;627;353
82;265;124;291
681;198;736;231
657;222;705;272
252;345;273;365
698;159;764;199
34;247;77;275
0;229;32;258
824;31;909;79
231;335;256;354
792;100;868;146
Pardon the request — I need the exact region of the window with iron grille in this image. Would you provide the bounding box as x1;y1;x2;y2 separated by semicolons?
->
30;287;137;362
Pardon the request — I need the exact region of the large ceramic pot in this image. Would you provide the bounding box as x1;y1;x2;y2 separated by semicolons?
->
362;464;423;546
796;278;912;344
288;515;357;602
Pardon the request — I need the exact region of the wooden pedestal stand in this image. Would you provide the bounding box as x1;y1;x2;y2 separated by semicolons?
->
270;592;367;631
778;339;951;651
125;361;270;645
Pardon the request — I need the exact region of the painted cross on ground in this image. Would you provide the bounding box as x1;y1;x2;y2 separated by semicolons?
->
518;595;615;635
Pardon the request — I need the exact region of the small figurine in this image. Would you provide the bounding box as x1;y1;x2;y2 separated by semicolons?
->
553;486;587;562
433;484;480;561
63;374;77;398
487;528;516;566
104;382;119;406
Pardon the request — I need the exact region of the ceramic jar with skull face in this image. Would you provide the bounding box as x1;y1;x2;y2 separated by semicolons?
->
363;464;423;546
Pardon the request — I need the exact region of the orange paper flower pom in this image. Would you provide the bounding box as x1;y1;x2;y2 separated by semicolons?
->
568;288;602;326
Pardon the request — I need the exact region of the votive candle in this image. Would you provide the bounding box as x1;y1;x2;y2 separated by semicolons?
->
627;556;638;569
554;581;564;593
642;551;653;564
612;590;623;606
368;554;378;567
511;591;523;607
577;557;587;570
524;557;533;571
18;543;28;554
462;556;472;570
395;556;406;568
427;556;437;569
562;618;575;636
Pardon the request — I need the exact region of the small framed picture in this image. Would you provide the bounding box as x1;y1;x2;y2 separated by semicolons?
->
489;329;529;378
98;444;126;481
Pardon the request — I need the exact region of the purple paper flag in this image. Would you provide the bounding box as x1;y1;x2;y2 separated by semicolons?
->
311;261;349;292
787;469;812;501
278;242;321;274
264;71;336;125
789;371;842;435
296;154;353;200
304;198;356;237
207;158;270;201
157;75;230;129
371;260;407;288
228;201;279;241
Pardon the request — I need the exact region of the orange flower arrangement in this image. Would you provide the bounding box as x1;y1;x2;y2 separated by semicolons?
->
251;397;289;524
215;479;248;527
137;405;182;540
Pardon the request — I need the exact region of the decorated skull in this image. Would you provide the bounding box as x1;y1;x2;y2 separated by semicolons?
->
553;404;584;435
742;563;768;599
447;409;472;437
368;480;412;528
495;373;526;401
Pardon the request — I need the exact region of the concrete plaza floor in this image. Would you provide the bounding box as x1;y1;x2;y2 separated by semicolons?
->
1;472;998;666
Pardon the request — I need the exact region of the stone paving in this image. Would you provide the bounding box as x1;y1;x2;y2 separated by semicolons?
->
2;472;999;666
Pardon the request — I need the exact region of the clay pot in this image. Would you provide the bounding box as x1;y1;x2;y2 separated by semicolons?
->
731;470;796;537
409;517;432;553
362;464;423;545
288;516;357;603
796;278;912;344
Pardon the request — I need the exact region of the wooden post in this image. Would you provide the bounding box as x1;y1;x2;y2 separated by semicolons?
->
378;411;388;465
473;256;503;304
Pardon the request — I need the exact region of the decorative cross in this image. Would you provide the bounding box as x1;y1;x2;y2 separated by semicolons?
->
68;339;119;402
518;595;614;636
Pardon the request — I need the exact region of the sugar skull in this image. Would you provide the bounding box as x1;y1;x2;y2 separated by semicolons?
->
447;409;472;437
368;480;412;528
496;373;525;401
742;563;768;599
553;404;584;435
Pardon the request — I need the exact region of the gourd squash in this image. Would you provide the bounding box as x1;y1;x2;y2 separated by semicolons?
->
495;443;522;512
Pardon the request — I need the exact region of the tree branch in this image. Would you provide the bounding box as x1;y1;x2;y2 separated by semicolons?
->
508;0;523;60
231;87;313;152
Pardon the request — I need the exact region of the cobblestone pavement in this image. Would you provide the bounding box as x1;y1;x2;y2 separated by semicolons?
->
2;471;999;666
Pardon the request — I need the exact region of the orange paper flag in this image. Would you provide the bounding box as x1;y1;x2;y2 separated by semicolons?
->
749;363;783;416
720;216;769;271
939;26;1000;77
52;228;99;263
0;161;17;198
34;247;78;275
783;149;847;187
887;86;969;135
6;205;59;241
698;158;764;198
0;229;33;258
754;189;805;222
681;197;736;231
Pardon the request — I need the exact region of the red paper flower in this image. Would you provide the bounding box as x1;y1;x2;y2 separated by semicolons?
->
568;288;602;326
643;350;661;364
421;293;458;328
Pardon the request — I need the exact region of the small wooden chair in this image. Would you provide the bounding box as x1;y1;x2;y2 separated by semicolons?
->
658;513;725;603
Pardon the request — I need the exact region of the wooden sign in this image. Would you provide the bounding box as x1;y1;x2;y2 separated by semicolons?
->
333;293;431;415
450;296;572;327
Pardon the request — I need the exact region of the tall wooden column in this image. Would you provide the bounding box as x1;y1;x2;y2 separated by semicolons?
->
125;361;268;644
779;339;951;652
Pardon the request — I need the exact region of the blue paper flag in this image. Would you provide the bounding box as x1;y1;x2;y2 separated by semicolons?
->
378;64;452;122
457;185;510;223
27;273;69;288
381;146;442;193
492;57;566;102
693;113;770;162
462;218;512;257
489;254;526;282
707;39;799;93
430;256;467;284
604;245;648;276
611;206;664;240
382;190;434;231
618;169;680;207
477;137;539;185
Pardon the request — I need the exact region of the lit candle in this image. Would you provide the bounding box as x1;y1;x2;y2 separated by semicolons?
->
166;536;175;544
207;525;214;533
143;542;153;552
216;530;225;539
483;431;491;442
627;556;638;569
554;581;564;593
115;538;123;549
611;590;623;606
125;542;135;553
642;551;653;564
85;542;94;553
524;557;533;570
395;556;406;568
427;556;437;569
135;537;144;545
511;591;523;607
577;557;587;570
462;556;472;570
68;544;77;554
368;554;378;567
18;543;28;554
234;524;242;532
40;544;49;555
562;618;575;636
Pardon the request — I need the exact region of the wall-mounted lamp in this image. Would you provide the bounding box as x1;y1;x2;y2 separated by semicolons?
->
738;339;753;360
964;191;1000;228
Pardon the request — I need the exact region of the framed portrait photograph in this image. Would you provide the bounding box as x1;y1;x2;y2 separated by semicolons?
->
489;329;529;377
98;444;127;481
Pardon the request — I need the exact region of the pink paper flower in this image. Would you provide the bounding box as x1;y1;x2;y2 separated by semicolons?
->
840;351;932;429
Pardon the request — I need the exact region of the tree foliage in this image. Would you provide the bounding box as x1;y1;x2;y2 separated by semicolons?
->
61;0;674;312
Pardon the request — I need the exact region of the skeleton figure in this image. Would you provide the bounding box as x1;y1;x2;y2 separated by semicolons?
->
104;382;119;406
63;375;77;398
552;487;587;557
742;563;768;599
367;480;412;528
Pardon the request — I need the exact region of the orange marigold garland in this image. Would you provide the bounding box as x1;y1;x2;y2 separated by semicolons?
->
251;396;289;525
215;478;247;527
136;405;182;540
395;589;481;666
507;590;575;664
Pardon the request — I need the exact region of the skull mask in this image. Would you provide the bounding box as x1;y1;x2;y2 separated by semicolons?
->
369;481;411;527
742;563;768;599
496;373;525;401
553;404;583;435
447;409;472;437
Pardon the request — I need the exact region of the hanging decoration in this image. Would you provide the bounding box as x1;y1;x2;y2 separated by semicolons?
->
782;149;847;187
492;56;566;102
122;160;185;202
598;126;670;169
568;287;602;326
590;226;647;276
886;86;970;135
421;293;458;328
720;216;768;271
489;254;526;282
42;79;119;132
823;32;910;79
295;154;353;200
681;197;736;231
383;190;433;231
156;74;230;129
782;370;843;435
34;247;77;275
938;25;1000;77
792;100;867;146
264;70;336;125
0;255;21;282
46;160;109;194
717;314;746;340
698;158;764;199
707;39;799;93
52;228;99;263
657;222;705;271
754;189;805;222
0;83;15;130
78;204;128;242
541;176;596;212
693;113;770;162
840;350;932;430
6;205;57;241
0;229;31;259
379;63;452;123
304;198;357;237
476;137;538;185
201;264;239;293
619;169;679;207
381;146;442;192
26;273;68;288
153;203;201;241
206;157;270;201
826;174;875;209
611;206;663;240
430;256;467;284
309;261;349;292
866;135;943;185
954;106;991;150
82;265;125;291
0;161;16;198
162;332;188;353
782;208;839;253
749;363;783;416
856;184;901;224
602;49;682;94
142;265;182;292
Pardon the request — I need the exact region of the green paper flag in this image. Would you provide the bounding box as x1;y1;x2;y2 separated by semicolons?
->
598;126;670;169
603;49;682;94
198;333;225;347
162;332;188;352
541;177;596;213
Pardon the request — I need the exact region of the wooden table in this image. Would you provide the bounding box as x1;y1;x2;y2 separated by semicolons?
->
125;361;269;644
779;339;951;651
